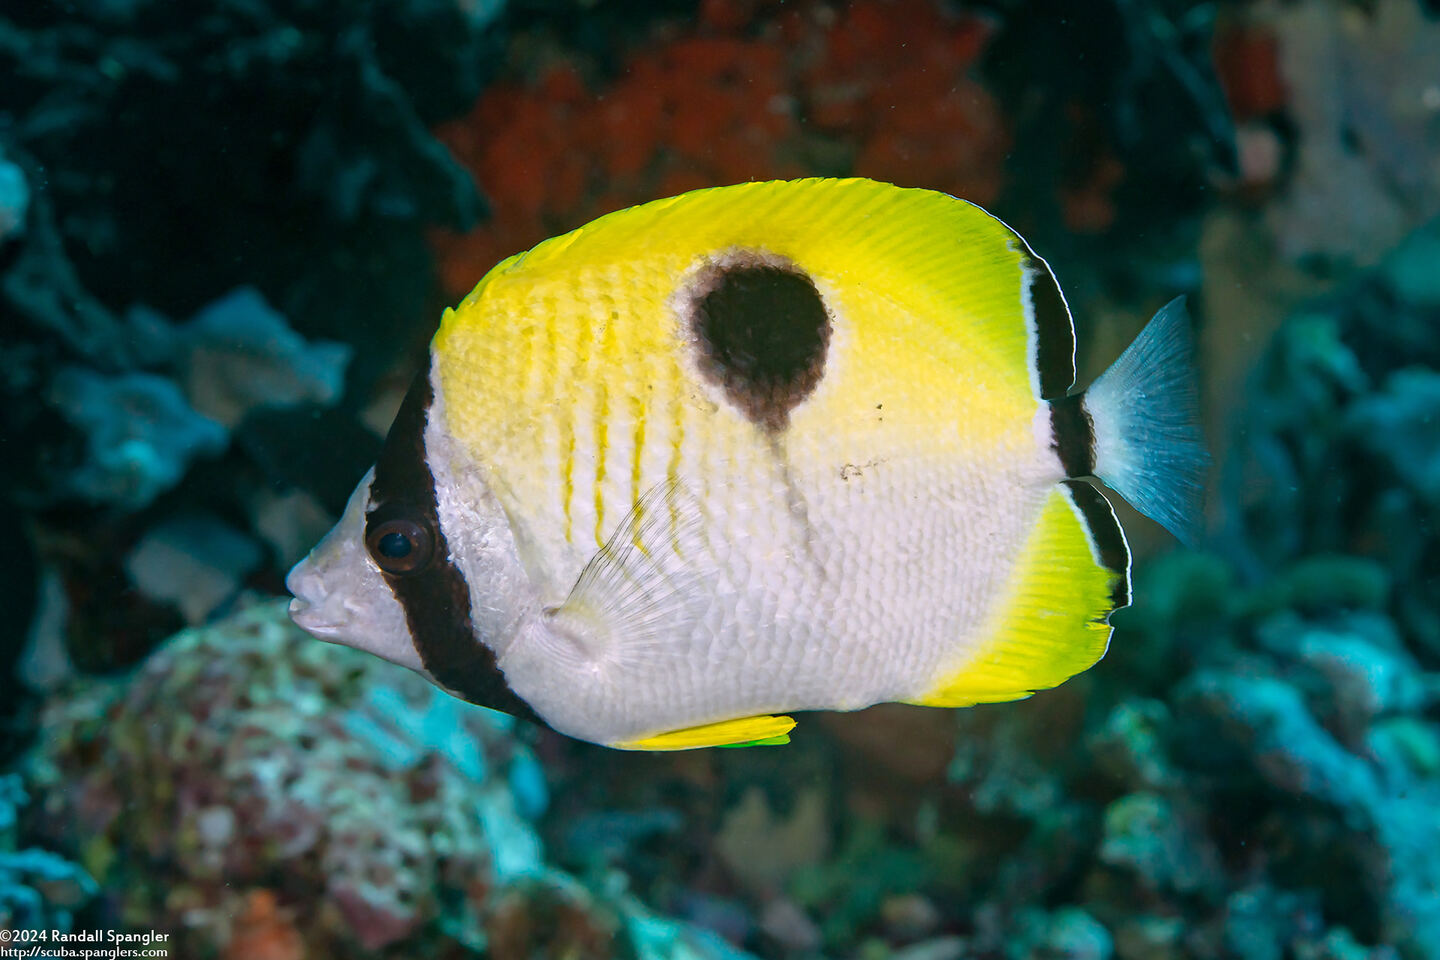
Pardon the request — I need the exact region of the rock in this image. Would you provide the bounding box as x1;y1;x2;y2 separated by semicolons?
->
1085;700;1177;791
1008;906;1114;960
890;936;969;960
179;287;352;429
1098;793;1223;901
0;775;95;934
757;898;821;952
1112;916;1184;960
879;892;942;941
124;512;264;624
0;148;28;243
715;787;829;894
47;367;227;509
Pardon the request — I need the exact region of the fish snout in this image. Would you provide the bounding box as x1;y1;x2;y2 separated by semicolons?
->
286;558;349;638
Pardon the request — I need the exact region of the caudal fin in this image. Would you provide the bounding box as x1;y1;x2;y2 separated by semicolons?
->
1080;297;1209;543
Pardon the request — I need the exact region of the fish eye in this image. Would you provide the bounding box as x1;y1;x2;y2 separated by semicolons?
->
365;517;435;576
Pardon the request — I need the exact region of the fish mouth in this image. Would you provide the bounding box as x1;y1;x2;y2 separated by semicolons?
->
288;596;348;638
286;559;349;638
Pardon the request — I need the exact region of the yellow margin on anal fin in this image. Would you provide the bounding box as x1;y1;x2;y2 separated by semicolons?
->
908;480;1132;707
614;714;797;751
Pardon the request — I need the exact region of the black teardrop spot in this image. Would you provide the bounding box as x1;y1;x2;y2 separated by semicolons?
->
690;259;832;431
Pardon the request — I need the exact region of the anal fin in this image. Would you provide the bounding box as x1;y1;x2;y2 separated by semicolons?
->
615;714;797;751
908;481;1131;707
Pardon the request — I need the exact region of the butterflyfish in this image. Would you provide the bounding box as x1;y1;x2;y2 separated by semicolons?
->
287;178;1207;750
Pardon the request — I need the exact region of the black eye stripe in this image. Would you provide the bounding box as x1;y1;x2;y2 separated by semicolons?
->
366;365;544;726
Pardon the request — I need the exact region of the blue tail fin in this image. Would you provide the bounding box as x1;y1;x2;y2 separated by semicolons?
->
1082;297;1209;543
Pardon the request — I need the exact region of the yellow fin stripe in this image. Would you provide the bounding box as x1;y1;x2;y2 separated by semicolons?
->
593;306;622;548
593;407;608;548
615;714;797;751
909;485;1125;707
666;362;683;532
629;390;646;548
561;425;575;545
548;303;575;544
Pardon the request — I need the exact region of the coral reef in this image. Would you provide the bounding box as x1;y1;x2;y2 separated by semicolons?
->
1200;0;1440;428
24;600;542;956
0;774;95;940
22;601;756;960
1226;215;1440;656
433;0;1231;301
0;0;1233;685
0;0;501;691
7;240;356;517
1;279;354;685
432;0;1005;298
551;558;1439;959
0;0;489;328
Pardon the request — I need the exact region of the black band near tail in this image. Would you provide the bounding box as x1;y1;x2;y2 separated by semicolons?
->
1001;227;1076;401
368;365;545;726
1022;253;1076;399
1050;392;1096;478
1063;479;1132;609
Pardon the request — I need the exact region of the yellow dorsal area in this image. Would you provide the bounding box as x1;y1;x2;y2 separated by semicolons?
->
441;178;1043;400
910;484;1125;707
614;714;797;751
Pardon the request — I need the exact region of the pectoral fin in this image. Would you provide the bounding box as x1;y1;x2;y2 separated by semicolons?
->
544;478;710;669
